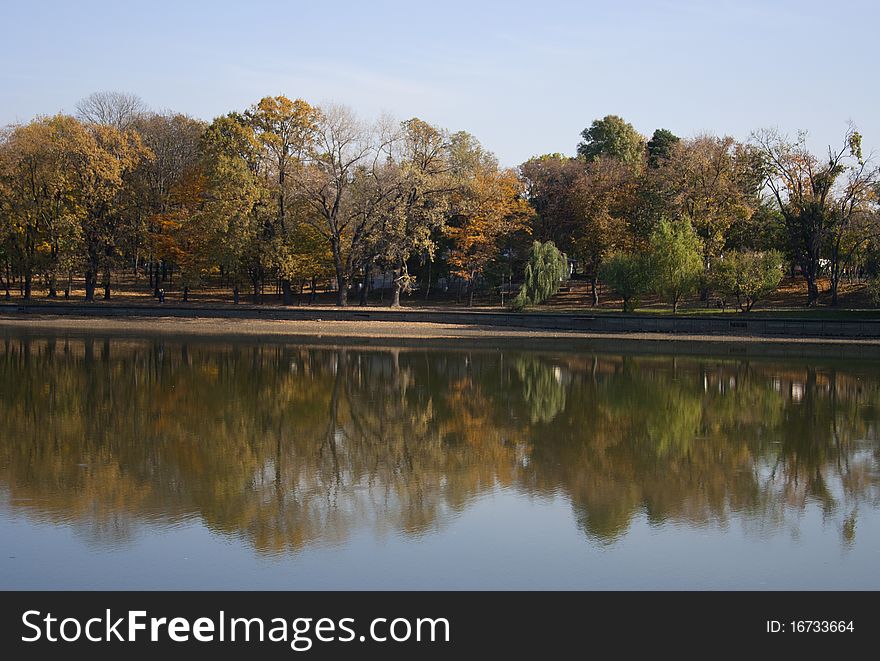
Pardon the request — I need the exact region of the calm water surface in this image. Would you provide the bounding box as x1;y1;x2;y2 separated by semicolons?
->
1;333;878;589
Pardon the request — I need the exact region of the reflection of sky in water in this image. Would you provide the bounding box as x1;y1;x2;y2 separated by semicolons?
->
0;334;878;589
3;487;879;590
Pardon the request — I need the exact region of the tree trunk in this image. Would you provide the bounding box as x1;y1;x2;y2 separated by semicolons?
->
807;279;820;306
84;269;97;302
424;261;432;301
359;259;372;306
23;269;32;300
330;238;348;306
233;285;239;305
281;278;293;305
47;275;57;298
183;286;189;302
336;275;348;306
153;262;160;298
103;266;111;300
467;278;475;307
390;261;403;308
310;276;317;304
830;261;840;306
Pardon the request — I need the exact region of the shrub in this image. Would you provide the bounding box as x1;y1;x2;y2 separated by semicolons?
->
711;250;784;312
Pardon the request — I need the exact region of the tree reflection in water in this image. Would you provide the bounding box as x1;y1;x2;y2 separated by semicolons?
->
0;335;877;553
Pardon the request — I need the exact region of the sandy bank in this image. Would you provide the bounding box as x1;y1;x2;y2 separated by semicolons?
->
2;314;880;360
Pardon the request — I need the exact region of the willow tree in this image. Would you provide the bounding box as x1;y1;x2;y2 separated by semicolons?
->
512;240;567;310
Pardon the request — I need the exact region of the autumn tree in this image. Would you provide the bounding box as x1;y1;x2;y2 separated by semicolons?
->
245;96;319;304
658;135;760;296
200;114;265;303
754;125;879;305
378;117;452;307
446;134;532;306
570;156;639;305
129;112;205;295
0;117;76;299
151;169;210;301
519;154;582;251
68;123;151;301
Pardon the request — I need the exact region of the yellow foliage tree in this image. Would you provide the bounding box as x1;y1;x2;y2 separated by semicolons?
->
446;167;532;305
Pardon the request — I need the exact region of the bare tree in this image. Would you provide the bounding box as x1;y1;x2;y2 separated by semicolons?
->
76;91;148;131
295;104;390;306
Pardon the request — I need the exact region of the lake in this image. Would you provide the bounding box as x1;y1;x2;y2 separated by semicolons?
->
1;332;878;590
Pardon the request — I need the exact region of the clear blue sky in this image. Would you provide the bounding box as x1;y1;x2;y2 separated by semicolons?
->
2;0;876;166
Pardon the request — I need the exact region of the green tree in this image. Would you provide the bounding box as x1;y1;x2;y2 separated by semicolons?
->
649;218;703;313
512;240;567;309
646;128;680;168
711;250;784;312
599;252;651;312
577;115;645;164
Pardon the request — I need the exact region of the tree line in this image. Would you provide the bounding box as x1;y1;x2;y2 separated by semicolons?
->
2;94;878;309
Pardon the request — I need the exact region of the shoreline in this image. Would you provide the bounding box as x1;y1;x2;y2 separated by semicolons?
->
2;314;880;361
